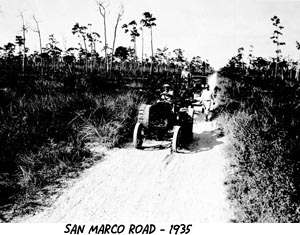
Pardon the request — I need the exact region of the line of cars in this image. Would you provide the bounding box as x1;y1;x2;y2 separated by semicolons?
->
132;75;208;152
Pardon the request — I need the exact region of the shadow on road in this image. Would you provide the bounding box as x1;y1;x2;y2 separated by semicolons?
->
176;127;224;154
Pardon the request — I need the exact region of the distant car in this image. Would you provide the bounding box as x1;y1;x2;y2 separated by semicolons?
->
191;75;207;95
190;75;208;108
191;75;208;90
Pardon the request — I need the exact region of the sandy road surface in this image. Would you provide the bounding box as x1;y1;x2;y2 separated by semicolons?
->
17;74;234;223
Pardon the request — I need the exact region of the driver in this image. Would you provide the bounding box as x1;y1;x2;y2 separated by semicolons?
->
160;84;173;102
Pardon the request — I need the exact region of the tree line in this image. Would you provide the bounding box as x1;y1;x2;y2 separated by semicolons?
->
220;16;300;84
0;1;213;81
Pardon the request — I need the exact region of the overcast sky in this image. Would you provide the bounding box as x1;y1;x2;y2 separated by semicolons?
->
1;0;300;69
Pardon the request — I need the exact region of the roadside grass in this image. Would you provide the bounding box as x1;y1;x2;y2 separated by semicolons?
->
0;90;143;222
217;75;300;222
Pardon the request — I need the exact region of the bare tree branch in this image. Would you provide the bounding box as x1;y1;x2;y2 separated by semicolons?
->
110;4;124;75
32;15;43;54
96;0;109;73
19;11;28;73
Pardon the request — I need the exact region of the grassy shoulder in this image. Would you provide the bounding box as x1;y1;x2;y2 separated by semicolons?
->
0;89;143;222
216;75;300;222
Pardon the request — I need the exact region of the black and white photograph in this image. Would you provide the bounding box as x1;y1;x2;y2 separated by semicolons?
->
1;0;300;232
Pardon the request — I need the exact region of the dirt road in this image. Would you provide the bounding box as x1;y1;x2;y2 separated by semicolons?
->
17;74;234;223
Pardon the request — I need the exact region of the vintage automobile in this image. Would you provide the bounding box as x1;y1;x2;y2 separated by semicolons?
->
191;75;208;94
133;86;194;152
189;75;209;110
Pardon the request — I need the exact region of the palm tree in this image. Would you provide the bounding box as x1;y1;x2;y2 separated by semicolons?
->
15;36;24;55
140;12;156;74
72;23;89;73
122;20;140;73
86;28;101;71
270;16;285;78
46;34;62;75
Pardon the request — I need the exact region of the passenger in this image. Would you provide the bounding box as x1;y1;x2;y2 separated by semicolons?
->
160;84;173;103
181;66;191;83
200;84;215;121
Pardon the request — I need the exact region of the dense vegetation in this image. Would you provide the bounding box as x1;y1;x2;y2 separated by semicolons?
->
0;88;144;221
218;75;300;222
218;16;300;222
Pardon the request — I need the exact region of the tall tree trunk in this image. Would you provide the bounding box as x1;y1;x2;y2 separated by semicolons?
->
274;44;280;79
110;7;123;76
97;1;109;74
110;21;118;76
33;16;42;54
134;37;137;75
150;27;154;74
92;41;97;72
82;36;88;74
141;27;144;75
103;16;108;73
20;12;26;74
33;15;43;76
